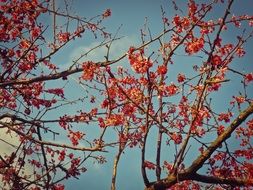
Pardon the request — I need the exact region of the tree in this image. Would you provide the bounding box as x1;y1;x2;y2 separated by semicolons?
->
0;0;253;189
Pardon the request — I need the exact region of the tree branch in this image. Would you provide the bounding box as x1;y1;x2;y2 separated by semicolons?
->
190;173;253;187
0;121;104;152
145;102;253;190
186;102;253;174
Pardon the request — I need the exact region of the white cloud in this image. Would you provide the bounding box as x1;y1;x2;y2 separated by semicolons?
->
0;118;73;187
0;118;19;154
0;118;34;188
65;35;138;68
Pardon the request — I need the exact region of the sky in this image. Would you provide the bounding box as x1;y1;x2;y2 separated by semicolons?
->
45;1;253;189
1;0;253;190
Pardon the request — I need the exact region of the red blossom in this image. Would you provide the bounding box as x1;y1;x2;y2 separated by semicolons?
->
247;119;253;130
81;61;98;81
58;150;66;161
214;37;222;47
211;55;222;66
177;73;186;83
181;17;190;30
105;114;125;126
165;83;178;96
144;160;156;170
163;17;168;24
122;104;136;116
30;27;41;38
231;15;241;28
68;153;74;159
29;159;42;168
236;47;246;57
43;60;58;70
218;43;234;55
157;65;168;75
67;157;82;178
102;9;111;18
163;161;173;172
19;39;31;49
245;73;253;83
128;88;143;103
68;130;85;146
45;88;64;98
208;83;221;92
24;108;31;115
249;20;253;27
170;132;182;144
74;26;85;37
217;125;225;136
57;31;70;43
52;184;65;190
185;37;204;54
173;15;181;26
218;112;232;123
234;149;253;160
128;46;135;54
128;51;153;73
98;117;106;128
232;96;245;104
10;28;21;40
188;0;198;17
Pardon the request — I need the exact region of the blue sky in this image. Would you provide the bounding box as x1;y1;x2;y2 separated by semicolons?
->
1;1;253;190
37;0;253;189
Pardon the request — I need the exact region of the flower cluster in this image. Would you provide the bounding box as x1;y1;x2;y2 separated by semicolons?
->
57;31;70;43
177;73;186;83
58;149;66;162
68;130;85;146
185;37;204;55
218;112;233;123
127;87;144;103
170;132;182;144
157;65;168;75
105;114;125;126
67;157;82;178
81;61;99;81
128;48;153;74
211;54;223;66
45;88;64;98
245;73;253;83
165;83;178;96
173;15;191;32
102;9;111;18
